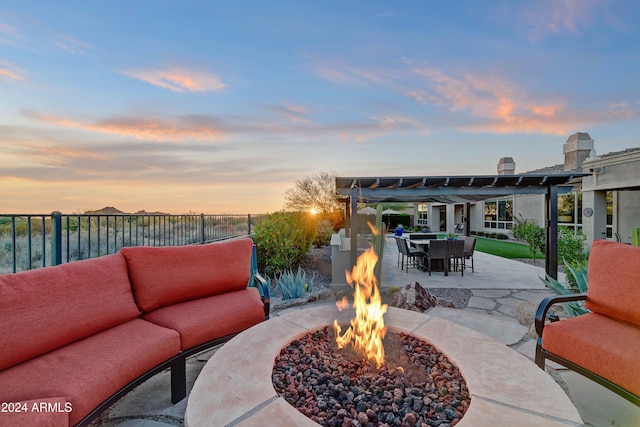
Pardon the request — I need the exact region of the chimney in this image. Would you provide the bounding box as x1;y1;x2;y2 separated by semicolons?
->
497;157;516;175
563;132;594;171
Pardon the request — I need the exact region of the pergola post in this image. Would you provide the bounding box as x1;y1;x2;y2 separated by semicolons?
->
545;185;559;279
349;192;358;268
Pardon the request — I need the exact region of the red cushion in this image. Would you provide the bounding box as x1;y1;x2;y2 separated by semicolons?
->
0;254;139;371
142;288;265;350
542;312;640;396
0;319;180;426
121;238;254;312
585;240;640;326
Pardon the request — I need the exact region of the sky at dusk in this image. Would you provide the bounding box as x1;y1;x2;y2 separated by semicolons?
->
1;0;639;214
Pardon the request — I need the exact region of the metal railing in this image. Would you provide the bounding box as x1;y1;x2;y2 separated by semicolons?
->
0;212;264;274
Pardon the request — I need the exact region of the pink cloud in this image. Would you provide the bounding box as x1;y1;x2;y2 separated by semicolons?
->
122;67;227;92
407;65;574;135
521;0;604;40
0;60;24;82
308;56;391;85
53;35;95;56
270;103;311;124
21;109;226;141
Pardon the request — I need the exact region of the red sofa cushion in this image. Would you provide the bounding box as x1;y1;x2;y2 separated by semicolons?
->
142;288;265;350
0;397;69;427
542;312;640;396
121;238;254;312
0;253;139;371
585;240;640;326
0;318;180;426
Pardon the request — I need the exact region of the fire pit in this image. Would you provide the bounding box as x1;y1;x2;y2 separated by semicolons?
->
184;304;583;426
271;245;471;426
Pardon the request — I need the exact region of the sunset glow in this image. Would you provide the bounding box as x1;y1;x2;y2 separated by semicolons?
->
1;1;639;214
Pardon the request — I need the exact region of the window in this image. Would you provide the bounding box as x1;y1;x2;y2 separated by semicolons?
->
484;197;513;229
416;203;428;226
558;192;582;234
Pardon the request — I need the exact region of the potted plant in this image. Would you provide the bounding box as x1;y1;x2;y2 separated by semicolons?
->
446;232;457;240
395;224;404;236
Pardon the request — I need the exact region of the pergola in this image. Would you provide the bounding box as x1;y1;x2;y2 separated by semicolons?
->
336;174;586;279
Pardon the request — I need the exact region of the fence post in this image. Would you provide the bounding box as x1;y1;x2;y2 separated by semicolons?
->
200;213;206;243
248;214;252;235
51;211;62;266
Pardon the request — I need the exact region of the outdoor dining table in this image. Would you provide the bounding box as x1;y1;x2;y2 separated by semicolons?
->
408;238;452;274
408;238;436;271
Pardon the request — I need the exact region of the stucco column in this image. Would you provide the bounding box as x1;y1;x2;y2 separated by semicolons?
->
582;190;607;245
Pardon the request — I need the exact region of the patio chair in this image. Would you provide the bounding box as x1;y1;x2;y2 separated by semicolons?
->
447;239;465;276
462;236;476;272
395;236;425;272
425;239;448;276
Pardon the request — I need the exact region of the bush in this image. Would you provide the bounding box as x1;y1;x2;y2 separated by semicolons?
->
512;218;545;263
558;226;587;290
253;211;315;275
558;226;587;264
313;219;334;248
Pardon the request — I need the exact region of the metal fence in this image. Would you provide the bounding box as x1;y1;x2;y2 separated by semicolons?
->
0;212;264;274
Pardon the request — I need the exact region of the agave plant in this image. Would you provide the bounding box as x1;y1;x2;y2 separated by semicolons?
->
270;267;315;300
540;260;589;317
539;260;588;317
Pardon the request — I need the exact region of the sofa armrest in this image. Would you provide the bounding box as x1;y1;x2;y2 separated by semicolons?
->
535;293;587;337
252;272;271;319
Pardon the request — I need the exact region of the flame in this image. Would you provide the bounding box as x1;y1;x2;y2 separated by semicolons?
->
333;243;388;368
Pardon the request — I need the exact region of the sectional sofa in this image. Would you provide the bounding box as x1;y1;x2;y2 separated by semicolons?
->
0;237;269;426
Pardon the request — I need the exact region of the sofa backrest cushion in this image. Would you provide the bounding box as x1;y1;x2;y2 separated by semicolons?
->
585;239;640;326
0;253;139;371
121;238;254;312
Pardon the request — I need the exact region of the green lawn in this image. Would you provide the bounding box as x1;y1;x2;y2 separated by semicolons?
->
474;237;545;259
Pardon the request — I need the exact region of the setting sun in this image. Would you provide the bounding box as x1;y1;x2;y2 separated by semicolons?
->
309;208;318;215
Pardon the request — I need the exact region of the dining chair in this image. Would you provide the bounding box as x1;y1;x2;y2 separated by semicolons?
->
395;236;425;272
447;239;465;276
462;236;477;272
394;236;405;267
425;239;448;276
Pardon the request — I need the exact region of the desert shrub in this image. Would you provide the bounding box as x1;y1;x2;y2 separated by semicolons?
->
558;226;587;264
558;226;587;290
253;211;315;275
512;218;545;263
313;219;334;248
268;267;315;300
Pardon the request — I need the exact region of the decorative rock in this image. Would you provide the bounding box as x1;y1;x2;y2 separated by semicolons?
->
272;327;470;427
514;301;536;327
390;282;437;312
